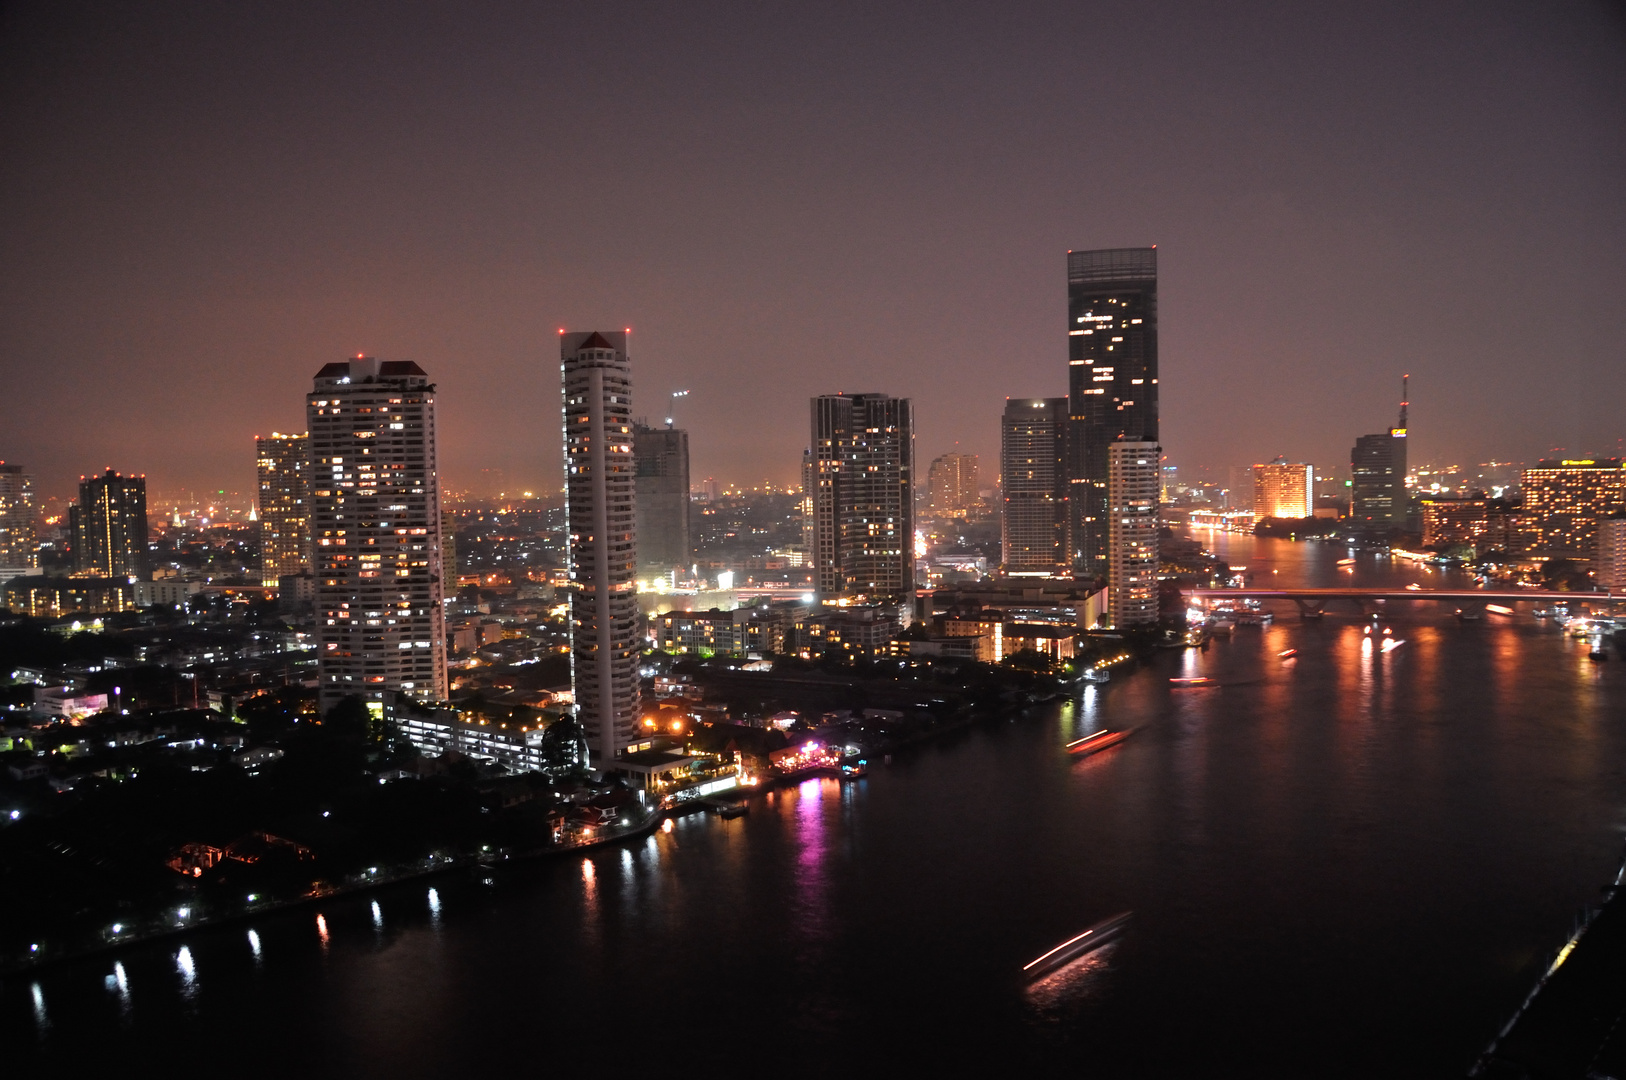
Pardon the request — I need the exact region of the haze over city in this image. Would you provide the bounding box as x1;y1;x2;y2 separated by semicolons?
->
2;1;1622;501
6;4;1626;1076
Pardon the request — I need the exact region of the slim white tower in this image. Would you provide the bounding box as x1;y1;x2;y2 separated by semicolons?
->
1108;440;1161;627
308;357;447;712
562;331;641;768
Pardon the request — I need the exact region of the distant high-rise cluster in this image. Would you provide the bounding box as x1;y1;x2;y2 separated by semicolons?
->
1252;459;1314;520
1000;398;1068;575
561;331;641;767
256;432;311;585
0;463;36;571
70;469;150;581
981;248;1162;626
805;393;915;603
927;452;979;517
633;421;691;576
308;357;447;712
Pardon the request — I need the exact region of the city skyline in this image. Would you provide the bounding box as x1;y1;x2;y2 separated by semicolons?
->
1;4;1621;501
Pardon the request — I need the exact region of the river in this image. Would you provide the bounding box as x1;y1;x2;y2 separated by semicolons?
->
6;534;1625;1076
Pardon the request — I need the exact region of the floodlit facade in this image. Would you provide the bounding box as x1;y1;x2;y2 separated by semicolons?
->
1520;459;1626;558
308;357;448;712
562;331;641;768
806;393;915;602
71;469;151;581
256;432;311;585
633;422;691;575
1068;247;1159;575
1107;441;1161;627
1001;398;1069;575
1419;497;1522;554
927;452;979;517
0;463;35;570
1252;459;1314;519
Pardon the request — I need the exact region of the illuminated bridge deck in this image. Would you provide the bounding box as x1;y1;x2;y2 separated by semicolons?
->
1184;588;1616;604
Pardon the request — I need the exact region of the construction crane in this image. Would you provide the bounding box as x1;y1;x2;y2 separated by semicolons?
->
665;389;690;428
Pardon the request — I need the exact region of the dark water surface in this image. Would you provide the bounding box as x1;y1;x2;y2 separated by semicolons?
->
8;536;1626;1076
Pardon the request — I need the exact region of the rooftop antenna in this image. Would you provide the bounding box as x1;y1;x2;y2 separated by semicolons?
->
666;389;690;428
1398;374;1409;431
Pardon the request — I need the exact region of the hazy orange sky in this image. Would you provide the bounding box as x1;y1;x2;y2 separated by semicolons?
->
2;1;1622;501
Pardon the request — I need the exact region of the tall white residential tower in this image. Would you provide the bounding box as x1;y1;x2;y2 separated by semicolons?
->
562;331;641;768
308;357;447;712
1107;440;1161;627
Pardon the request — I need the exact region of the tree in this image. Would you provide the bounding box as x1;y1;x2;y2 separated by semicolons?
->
1005;648;1053;672
324;694;370;741
1539;558;1593;592
539;715;588;771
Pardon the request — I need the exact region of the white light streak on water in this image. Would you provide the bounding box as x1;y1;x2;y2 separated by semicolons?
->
371;900;383;928
176;945;196;994
428;887;442;921
30;982;47;1030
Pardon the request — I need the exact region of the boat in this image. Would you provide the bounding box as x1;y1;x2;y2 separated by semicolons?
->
1022;912;1134;980
840;759;868;779
1169;676;1213;686
1337;558;1357;566
1278;648;1298;659
1485;605;1515;616
1066;729;1132;756
1456;608;1483;621
716;803;749;819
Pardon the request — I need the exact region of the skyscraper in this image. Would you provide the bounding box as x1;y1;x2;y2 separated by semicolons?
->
71;469;150;581
633;421;691;576
927;452;979;517
1598;516;1626;592
1252;459;1314;519
1520;459;1626;558
1107;441;1161;627
256;432;311;585
561;331;641;768
806;393;915;603
308;357;447;712
1350;381;1409;532
440;509;458;589
1001;398;1068;575
0;463;35;571
1068;247;1159;577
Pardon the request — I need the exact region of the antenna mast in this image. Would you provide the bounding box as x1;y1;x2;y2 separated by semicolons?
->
1398;374;1409;431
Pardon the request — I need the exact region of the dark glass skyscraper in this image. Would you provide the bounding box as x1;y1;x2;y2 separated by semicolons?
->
1067;247;1159;576
1350;380;1410;533
633;421;691;576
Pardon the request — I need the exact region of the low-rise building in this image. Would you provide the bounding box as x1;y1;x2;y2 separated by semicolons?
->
384;695;547;773
3;576;133;617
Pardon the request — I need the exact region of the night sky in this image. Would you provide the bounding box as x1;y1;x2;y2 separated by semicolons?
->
2;1;1622;502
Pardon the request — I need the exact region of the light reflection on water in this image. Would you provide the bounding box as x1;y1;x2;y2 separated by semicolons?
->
9;536;1626;1076
1023;941;1120;1014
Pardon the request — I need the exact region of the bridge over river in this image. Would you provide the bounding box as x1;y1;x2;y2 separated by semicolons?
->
1183;587;1624;618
